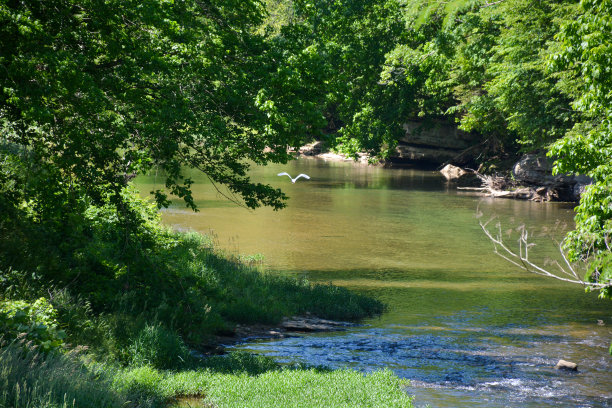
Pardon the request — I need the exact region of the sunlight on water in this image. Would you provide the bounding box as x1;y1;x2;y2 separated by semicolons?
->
136;158;611;408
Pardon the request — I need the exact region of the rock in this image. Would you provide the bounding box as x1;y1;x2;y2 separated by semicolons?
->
281;316;356;332
299;141;326;156
394;144;460;164
572;175;592;201
401;121;479;150
511;154;592;201
440;164;468;180
512;154;557;185
391;120;480;165
555;360;578;371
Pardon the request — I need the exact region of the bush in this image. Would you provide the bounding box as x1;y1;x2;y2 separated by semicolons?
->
128;324;190;370
0;298;66;353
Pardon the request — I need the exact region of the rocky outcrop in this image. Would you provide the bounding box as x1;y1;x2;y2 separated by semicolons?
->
210;316;359;353
280;316;357;332
512;154;591;201
392;120;481;165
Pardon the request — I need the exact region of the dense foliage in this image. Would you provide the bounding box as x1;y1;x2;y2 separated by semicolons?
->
549;0;612;298
0;298;66;352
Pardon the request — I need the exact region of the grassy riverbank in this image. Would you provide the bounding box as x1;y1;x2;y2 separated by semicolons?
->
1;344;412;407
0;193;412;407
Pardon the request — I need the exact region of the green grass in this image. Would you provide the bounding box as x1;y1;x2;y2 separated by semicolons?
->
114;359;413;408
0;343;123;408
0;346;414;408
197;369;412;408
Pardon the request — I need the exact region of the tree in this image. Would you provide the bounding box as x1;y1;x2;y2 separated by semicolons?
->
281;0;409;159
548;0;612;298
0;0;321;220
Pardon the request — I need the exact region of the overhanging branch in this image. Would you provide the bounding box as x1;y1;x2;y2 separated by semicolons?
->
479;216;609;290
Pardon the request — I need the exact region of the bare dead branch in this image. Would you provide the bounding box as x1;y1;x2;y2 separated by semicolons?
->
479;217;609;290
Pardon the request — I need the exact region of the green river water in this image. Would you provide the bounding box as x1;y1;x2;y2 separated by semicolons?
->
137;158;611;408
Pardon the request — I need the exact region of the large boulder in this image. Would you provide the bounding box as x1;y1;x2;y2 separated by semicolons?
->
512;154;558;185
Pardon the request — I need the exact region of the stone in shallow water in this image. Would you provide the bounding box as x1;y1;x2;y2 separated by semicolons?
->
555;360;578;371
281;316;355;332
440;164;467;180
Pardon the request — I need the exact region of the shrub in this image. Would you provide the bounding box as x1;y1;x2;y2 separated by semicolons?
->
128;324;190;370
0;298;65;352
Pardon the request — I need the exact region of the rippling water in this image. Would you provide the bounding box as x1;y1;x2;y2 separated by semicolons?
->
136;159;611;408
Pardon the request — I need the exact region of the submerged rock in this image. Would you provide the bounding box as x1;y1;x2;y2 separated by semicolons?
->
555;359;578;371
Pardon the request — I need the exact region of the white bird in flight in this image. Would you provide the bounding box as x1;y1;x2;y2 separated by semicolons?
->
277;172;310;183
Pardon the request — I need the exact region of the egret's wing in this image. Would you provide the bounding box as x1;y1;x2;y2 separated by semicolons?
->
277;172;291;178
295;174;310;180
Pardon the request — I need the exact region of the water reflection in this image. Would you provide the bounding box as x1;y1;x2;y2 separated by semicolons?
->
136;158;611;408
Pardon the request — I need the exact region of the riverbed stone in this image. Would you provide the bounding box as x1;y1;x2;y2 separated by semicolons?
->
555;360;578;371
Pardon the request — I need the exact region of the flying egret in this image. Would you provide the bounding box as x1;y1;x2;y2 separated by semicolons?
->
277;172;310;183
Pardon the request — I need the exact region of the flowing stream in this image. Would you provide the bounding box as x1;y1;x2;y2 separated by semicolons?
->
137;159;611;408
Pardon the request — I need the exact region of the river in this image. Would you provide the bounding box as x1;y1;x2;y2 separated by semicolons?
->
137;158;611;408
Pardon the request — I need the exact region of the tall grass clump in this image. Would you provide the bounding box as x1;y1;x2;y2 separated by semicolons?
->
128;324;190;369
0;343;125;408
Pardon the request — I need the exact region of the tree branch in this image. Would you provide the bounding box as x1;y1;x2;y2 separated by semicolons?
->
479;217;610;290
